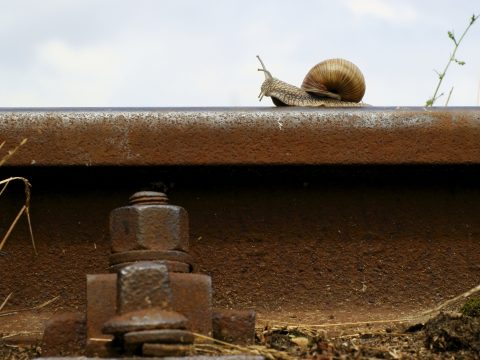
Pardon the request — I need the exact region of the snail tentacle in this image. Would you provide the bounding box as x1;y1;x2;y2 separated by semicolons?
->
256;55;273;80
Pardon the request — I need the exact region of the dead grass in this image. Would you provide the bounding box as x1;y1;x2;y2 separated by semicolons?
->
0;138;36;255
0;138;39;323
0;296;59;318
0;293;13;312
257;283;480;333
0;139;27;167
193;332;294;360
190;284;480;359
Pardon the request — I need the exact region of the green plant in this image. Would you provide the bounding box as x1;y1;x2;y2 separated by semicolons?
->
460;297;480;317
426;14;479;106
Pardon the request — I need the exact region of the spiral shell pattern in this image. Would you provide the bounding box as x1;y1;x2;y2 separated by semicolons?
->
301;58;366;103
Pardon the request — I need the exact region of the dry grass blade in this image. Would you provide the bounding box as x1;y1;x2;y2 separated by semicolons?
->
260;317;417;329
0;176;36;255
0;138;27;167
0;295;59;317
422;283;480;316
1;331;43;340
0;181;9;197
0;292;13;311
332;331;411;340
0;204;26;252
259;283;480;340
25;206;36;254
0;138;35;254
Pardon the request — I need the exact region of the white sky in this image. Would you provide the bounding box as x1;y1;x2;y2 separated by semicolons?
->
0;0;478;107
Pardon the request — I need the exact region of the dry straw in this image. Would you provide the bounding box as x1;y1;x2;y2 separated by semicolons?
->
0;138;36;255
259;282;480;333
0;296;59;318
193;332;294;360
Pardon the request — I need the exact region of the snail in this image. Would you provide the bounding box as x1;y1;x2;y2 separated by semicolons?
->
257;55;367;107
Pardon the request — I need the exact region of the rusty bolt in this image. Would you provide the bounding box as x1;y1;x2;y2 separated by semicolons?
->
110;191;189;253
117;262;173;314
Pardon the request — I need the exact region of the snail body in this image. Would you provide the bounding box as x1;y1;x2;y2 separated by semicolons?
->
257;56;367;107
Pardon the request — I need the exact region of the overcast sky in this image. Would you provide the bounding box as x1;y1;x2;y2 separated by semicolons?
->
0;0;478;107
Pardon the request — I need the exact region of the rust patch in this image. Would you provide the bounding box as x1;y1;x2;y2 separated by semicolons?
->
109;260;191;274
170;273;213;337
86;274;117;357
0;107;479;166
116;262;173;314
1;165;480;327
110;205;189;253
109;250;192;266
41;312;86;357
213;309;256;345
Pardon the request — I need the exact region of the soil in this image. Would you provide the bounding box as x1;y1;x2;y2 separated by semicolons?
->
254;312;480;359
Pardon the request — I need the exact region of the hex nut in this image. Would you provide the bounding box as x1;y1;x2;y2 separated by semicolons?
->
110;204;189;253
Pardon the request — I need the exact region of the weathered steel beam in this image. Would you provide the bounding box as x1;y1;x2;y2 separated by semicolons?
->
1;107;479;166
1;107;480;345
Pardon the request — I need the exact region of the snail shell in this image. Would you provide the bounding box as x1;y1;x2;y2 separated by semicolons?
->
301;58;366;103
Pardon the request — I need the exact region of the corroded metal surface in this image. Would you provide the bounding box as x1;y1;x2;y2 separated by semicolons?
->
109;260;191;274
81;193;215;359
169;273;213;337
1;166;480;320
213;309;256;345
142;343;193;357
116;262;173;314
2;108;480;350
123;329;194;344
1;107;480;165
86;272;213;339
110;205;189;253
86;274;117;357
109;250;193;266
102;308;188;334
41;312;86;357
130;191;169;205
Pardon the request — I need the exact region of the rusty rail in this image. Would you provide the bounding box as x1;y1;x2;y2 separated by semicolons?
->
0;107;480;355
1;107;479;166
